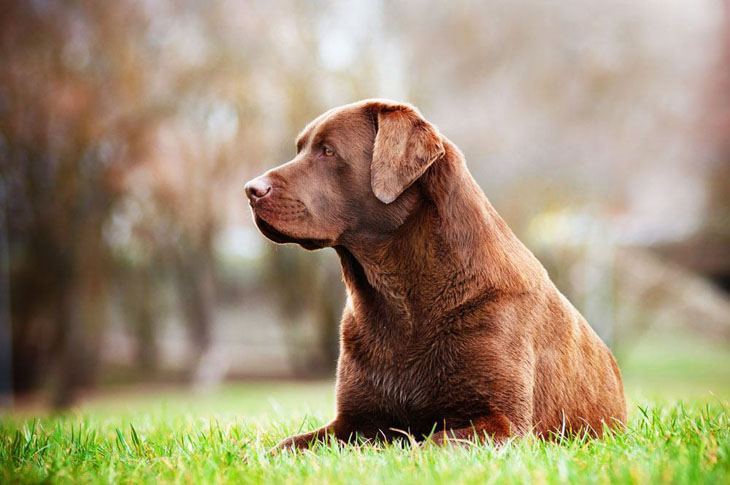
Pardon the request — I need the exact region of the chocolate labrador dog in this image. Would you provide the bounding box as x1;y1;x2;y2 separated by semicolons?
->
245;99;626;449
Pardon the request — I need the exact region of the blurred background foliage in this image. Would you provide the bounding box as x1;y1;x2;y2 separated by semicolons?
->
0;0;728;409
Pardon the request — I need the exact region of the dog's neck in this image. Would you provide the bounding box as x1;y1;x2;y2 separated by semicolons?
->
336;141;544;326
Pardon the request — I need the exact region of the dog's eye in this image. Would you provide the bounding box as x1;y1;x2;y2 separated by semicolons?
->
322;146;335;157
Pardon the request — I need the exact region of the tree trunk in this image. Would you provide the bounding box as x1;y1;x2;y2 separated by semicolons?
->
52;212;107;409
124;264;159;374
174;244;216;383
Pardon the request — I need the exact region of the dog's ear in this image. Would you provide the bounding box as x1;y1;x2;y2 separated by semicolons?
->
369;101;445;204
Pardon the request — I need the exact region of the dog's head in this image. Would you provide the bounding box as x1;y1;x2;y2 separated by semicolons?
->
245;99;445;250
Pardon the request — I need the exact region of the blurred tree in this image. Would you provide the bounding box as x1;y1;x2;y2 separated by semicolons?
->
2;3;100;403
704;0;730;291
0;2;173;406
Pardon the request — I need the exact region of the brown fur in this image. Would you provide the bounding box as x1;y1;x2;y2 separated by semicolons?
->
244;99;627;449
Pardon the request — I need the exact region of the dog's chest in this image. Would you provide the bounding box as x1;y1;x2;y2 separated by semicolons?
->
346;328;468;419
363;350;435;412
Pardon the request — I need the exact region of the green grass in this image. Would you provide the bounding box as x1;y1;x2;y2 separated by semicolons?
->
0;385;728;484
1;330;729;484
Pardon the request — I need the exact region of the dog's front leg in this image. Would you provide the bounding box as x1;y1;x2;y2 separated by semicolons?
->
428;414;517;446
275;418;382;451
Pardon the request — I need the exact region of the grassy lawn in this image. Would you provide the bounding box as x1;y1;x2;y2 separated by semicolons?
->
1;333;729;483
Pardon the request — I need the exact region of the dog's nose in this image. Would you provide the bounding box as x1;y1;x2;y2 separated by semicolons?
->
244;177;272;202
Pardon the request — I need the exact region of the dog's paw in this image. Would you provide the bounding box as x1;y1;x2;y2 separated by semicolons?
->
427;430;473;447
426;430;450;446
270;432;317;454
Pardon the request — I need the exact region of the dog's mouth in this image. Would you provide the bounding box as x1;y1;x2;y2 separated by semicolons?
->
253;215;328;250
